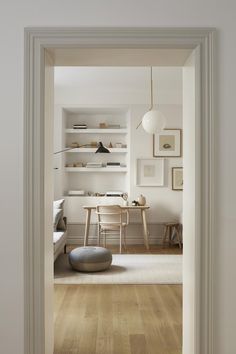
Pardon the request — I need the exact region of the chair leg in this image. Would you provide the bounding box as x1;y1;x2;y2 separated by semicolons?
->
104;231;106;248
97;225;100;246
119;227;122;254
168;226;172;246
123;227;127;250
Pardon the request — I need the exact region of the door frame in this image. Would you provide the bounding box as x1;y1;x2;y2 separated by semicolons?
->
24;27;215;354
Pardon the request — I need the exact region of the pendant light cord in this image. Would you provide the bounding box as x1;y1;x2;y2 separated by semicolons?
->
136;66;153;129
150;66;153;110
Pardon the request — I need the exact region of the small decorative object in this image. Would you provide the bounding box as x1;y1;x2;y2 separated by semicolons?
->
70;142;79;148
74;162;83;167
122;192;128;206
115;142;122;148
132;200;139;206
172;167;183;190
99;122;107;129
136;158;164;186
137;194;146;206
153;129;181;157
90;141;97;147
109;142;113;148
65;163;74;167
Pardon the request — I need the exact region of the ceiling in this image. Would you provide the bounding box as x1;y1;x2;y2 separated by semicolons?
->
49;48;192;66
54;66;183;93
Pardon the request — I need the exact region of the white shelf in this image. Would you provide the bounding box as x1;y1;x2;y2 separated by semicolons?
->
65;147;127;153
65;167;127;172
65;128;127;134
57;106;130;199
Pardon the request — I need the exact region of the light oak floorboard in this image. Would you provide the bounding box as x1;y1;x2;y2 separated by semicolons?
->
54;285;182;354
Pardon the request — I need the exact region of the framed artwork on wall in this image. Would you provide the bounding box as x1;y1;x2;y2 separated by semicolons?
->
136;158;164;186
153;129;181;157
172;167;183;190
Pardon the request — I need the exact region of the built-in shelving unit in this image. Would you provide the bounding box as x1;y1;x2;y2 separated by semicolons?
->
55;106;130;197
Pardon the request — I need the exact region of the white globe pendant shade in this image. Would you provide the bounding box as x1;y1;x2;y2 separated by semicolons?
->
142;109;166;134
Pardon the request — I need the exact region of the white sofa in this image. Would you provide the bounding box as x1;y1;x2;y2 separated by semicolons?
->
53;199;67;261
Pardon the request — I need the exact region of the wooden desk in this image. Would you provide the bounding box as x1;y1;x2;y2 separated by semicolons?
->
83;205;150;249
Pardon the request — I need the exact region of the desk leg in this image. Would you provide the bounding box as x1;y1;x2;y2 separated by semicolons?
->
84;209;91;246
141;209;149;250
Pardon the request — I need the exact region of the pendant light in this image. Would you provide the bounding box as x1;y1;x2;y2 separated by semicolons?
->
136;67;166;134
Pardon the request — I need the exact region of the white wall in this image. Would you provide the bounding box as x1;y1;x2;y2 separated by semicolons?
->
0;1;235;354
54;67;183;225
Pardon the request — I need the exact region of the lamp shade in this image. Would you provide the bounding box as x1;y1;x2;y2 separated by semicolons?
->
142;109;166;134
95;142;110;153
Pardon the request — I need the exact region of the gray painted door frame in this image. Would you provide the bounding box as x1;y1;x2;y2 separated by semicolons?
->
24;27;215;354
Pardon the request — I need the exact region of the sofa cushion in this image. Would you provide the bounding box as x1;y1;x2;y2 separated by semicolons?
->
53;199;66;230
53;199;65;210
53;208;63;231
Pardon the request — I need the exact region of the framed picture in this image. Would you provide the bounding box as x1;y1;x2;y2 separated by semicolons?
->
136;158;164;186
153;129;181;157
172;167;183;190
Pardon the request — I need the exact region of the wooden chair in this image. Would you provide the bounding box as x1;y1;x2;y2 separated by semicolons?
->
96;205;129;253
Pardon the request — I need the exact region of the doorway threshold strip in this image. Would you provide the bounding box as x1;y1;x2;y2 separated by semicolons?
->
54;254;182;284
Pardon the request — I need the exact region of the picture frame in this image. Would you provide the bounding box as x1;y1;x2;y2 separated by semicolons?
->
172;167;183;190
136;158;164;186
153;129;181;157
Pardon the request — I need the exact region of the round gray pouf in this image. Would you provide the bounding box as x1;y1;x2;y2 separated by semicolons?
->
69;246;112;272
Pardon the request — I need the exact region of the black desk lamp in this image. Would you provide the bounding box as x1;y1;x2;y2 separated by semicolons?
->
95;142;110;153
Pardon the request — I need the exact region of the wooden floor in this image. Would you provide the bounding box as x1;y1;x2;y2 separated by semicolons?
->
54;284;182;354
54;245;182;354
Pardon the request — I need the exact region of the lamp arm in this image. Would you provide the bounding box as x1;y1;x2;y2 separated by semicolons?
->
54;144;90;154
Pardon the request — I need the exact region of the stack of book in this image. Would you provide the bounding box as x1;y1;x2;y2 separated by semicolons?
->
68;190;85;196
105;191;124;197
73;124;87;129
107;124;120;129
106;162;120;167
86;162;103;168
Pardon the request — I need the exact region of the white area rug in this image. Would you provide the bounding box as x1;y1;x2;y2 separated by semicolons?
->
54;254;182;284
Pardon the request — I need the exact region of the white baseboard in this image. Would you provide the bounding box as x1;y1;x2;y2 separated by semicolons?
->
67;222;165;245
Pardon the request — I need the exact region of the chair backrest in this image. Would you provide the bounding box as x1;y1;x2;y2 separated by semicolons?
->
96;205;122;228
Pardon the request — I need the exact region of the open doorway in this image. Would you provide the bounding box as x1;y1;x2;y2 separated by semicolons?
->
23;27;214;353
53;65;184;352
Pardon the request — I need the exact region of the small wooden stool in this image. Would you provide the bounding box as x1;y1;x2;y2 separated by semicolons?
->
162;222;182;249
